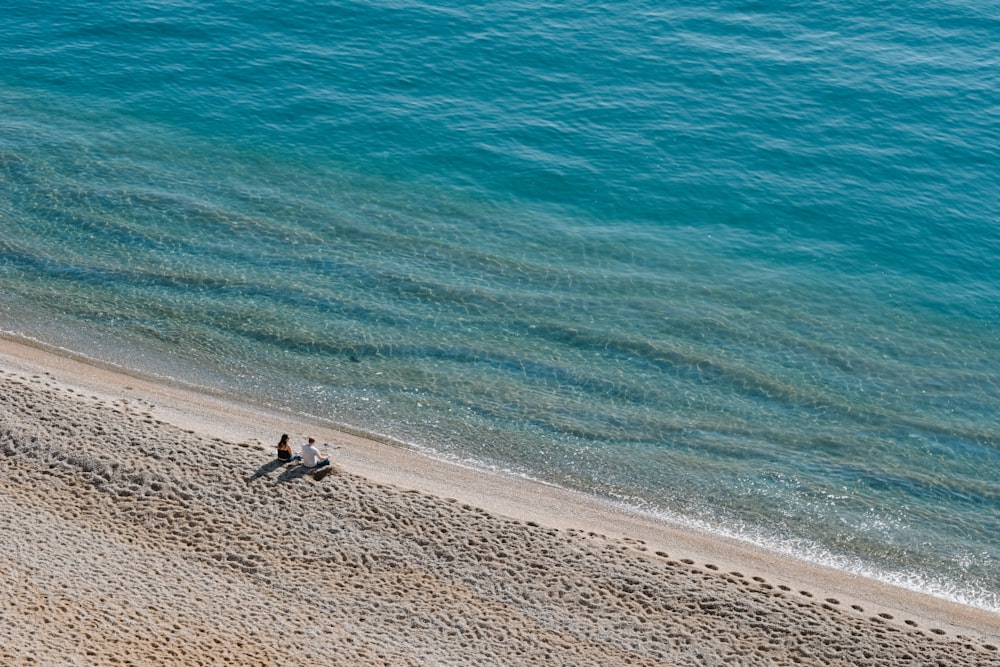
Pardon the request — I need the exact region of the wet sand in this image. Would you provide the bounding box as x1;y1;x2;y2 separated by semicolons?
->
1;337;997;666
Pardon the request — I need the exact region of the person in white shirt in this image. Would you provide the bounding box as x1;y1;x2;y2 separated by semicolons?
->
300;437;330;469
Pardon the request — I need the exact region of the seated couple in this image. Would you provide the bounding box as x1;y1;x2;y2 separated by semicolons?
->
276;434;330;469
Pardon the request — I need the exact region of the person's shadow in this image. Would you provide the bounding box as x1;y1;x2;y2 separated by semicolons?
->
246;458;334;484
277;463;314;483
245;458;290;484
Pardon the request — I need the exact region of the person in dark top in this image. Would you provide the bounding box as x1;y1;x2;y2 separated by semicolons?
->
276;433;302;462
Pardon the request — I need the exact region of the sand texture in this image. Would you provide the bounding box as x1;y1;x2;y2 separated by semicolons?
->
1;345;998;666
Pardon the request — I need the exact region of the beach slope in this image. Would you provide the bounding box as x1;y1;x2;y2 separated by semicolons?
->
0;339;997;666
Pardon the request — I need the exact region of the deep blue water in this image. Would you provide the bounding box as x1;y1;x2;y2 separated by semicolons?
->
1;0;998;610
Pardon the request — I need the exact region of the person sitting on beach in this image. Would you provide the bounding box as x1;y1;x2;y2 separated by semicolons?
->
276;433;302;462
300;437;330;469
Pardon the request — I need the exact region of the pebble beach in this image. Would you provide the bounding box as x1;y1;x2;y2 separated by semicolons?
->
1;338;997;666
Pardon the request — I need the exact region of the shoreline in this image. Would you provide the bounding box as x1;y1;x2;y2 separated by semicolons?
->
1;334;997;665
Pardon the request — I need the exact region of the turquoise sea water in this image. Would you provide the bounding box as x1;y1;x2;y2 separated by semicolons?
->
2;1;998;610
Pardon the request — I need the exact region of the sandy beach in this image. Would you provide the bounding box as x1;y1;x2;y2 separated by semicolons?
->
0;336;996;666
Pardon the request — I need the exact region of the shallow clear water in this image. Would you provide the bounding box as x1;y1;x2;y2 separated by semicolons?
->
1;0;998;609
